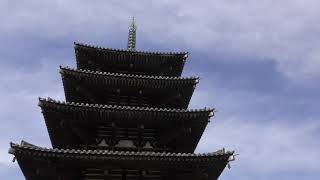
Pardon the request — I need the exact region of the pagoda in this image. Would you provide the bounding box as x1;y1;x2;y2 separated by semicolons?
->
9;18;235;180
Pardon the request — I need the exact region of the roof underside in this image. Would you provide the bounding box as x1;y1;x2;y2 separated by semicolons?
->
39;98;213;152
60;67;198;109
10;141;233;180
75;42;188;77
8;33;235;180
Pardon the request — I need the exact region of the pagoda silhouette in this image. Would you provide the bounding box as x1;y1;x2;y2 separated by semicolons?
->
9;18;235;180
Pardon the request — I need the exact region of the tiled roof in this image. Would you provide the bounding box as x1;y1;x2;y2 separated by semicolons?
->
75;42;188;56
60;66;199;89
60;66;198;81
38;97;214;117
9;141;234;161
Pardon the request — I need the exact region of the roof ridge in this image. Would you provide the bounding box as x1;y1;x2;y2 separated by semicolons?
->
74;42;189;56
10;141;234;157
38;97;215;115
60;66;199;81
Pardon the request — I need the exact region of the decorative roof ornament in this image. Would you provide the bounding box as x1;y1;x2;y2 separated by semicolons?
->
127;17;137;51
9;16;235;179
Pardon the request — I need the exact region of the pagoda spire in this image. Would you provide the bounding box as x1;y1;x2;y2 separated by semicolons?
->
127;17;137;51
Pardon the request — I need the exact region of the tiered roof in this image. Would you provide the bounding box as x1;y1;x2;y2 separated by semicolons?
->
61;66;198;108
75;42;188;76
10;141;234;180
9;18;234;180
39;97;213;152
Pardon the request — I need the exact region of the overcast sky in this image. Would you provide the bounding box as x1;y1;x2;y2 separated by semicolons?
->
1;0;320;180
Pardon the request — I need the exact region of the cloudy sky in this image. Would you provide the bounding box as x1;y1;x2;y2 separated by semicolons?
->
1;0;320;179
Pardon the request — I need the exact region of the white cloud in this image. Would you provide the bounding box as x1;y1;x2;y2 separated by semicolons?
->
197;116;320;173
2;0;320;81
1;1;320;179
0;149;13;166
191;83;320;179
0;58;65;167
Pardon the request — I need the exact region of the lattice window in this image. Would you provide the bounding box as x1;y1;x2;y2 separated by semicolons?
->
83;168;164;180
90;123;162;151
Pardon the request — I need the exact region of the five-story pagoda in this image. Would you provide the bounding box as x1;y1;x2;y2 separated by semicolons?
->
9;18;235;180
